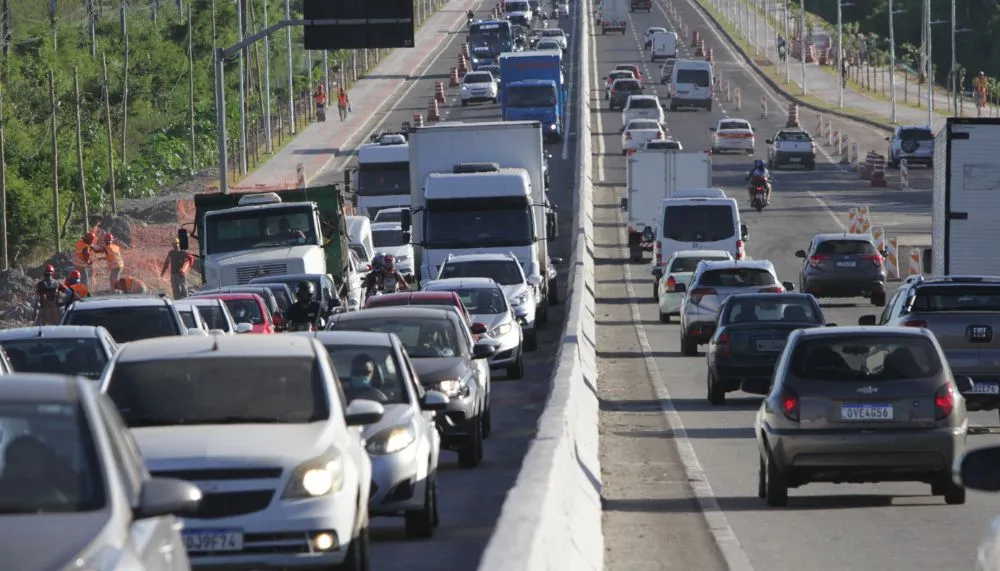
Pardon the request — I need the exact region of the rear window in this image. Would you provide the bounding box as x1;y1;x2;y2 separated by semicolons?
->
698;268;775;287
178;310;198;329
725;298;819;323
465;73;492;84
541;29;563;36
911;286;1000;312
776;130;812;142
898;128;933;141
194;304;231;331
675;69;710;86
614;80;640;91
628;120;659;130
616;65;639;74
610;71;634;81
64;306;181;343
646;140;681;149
223;299;266;325
719;121;750;130
0;338;109;380
815;240;877;255
790;335;942;381
629;98;658;108
662;205;736;242
669;255;730;273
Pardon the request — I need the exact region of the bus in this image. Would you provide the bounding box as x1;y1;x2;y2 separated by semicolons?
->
468;20;514;67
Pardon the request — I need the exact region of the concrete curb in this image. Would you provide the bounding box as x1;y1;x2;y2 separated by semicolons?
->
685;0;893;133
476;0;603;568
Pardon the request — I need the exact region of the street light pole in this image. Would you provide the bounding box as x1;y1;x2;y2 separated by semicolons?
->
837;0;854;108
888;0;905;123
800;0;807;95
784;0;790;82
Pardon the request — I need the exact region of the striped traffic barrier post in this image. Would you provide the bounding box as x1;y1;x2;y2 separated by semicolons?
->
760;96;767;118
900;158;910;191
886;238;900;279
839;133;850;164
908;248;921;276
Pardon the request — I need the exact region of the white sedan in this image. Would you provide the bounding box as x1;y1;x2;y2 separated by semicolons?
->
558;2;569;16
539;28;569;51
621;118;664;155
534;39;562;52
621;94;664;125
656;249;733;321
460;71;499;106
710;118;756;154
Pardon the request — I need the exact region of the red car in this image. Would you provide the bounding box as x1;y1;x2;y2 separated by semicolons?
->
364;291;483;335
615;63;643;86
196;293;274;334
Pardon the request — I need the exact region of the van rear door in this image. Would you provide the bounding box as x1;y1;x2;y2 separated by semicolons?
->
656;199;740;265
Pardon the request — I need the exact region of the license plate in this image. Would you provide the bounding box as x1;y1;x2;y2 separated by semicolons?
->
836;261;857;268
755;339;785;352
183;530;244;553
969;382;1000;395
789;157;801;163
841;403;894;420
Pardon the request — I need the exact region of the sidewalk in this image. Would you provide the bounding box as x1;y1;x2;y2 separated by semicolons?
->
235;0;475;190
699;0;957;130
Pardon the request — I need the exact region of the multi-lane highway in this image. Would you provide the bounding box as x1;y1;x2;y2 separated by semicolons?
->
304;3;585;569
592;0;1000;569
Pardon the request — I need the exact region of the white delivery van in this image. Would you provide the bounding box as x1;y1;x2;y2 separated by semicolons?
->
650;31;677;61
346;215;374;261
653;196;748;271
669;59;713;111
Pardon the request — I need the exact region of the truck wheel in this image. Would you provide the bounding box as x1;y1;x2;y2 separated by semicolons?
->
548;279;560;305
630;247;643;262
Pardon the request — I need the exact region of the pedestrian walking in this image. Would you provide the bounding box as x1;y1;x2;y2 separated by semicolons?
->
337;88;351;121
97;233;124;291
314;84;327;121
73;231;96;286
161;238;195;299
34;265;69;325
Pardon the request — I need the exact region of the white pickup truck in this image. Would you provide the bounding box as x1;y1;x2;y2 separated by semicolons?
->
765;128;817;170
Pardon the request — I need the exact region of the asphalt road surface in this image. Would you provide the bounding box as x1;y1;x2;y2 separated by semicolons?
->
593;0;1000;569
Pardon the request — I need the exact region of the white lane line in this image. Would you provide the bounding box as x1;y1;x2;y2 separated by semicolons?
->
589;13;756;571
562;3;581;160
807;190;848;231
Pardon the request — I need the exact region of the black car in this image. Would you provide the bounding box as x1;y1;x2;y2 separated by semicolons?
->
706;293;827;404
249;273;342;317
327;307;496;468
795;233;888;306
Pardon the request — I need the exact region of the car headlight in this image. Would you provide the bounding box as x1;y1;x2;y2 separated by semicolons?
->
549;123;558;131
433;377;471;398
486;322;513;338
395;255;409;262
366;422;417;455
281;448;344;499
461;84;470;92
511;292;530;306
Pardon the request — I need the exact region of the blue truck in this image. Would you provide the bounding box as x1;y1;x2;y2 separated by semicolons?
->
498;51;566;142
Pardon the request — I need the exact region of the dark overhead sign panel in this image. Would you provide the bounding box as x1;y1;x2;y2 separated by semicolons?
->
303;0;415;50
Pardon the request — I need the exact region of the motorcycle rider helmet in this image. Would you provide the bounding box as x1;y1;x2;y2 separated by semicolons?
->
371;253;386;271
295;281;315;304
43;264;55;277
754;159;765;169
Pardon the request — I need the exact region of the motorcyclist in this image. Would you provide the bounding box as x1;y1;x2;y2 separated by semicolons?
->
745;159;772;205
467;9;475;22
284;281;324;332
364;253;409;296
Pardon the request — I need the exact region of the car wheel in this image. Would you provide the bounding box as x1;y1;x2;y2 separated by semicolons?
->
457;416;484;468
337;519;371;570
871;291;886;307
706;102;712;111
707;370;726;405
461;100;468;107
524;329;539;351
549;279;560;305
492;97;498;104
680;333;697;356
944;479;966;505
404;474;436;538
652;281;659;301
659;310;670;323
482;402;492;439
765;448;789;507
757;454;767;499
507;353;525;379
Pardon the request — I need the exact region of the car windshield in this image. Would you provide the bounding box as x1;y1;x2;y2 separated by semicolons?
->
609;71;634;82
613;80;640;92
537;41;560;49
220;299;265;325
0;401;105;514
507;84;557;107
790;335;942;381
464;73;493;84
447;287;508;314
0;338;108;380
178;309;198;329
628;120;660;131
699;268;775;287
188;303;230;331
910;286;1000;312
541;29;564;37
669;255;730;273
816;240;877;255
374;209;405;223
616;65;638;75
724;298;819;323
329;317;463;359
719;120;750;130
629;98;658;109
64;306;180;343
676;69;710;86
661;205;735;241
898;128;933;141
440;260;523;286
372;229;406;248
321;345;409;405
776;131;812;142
107;357;330;426
204;205;315;255
357;165;409;197
646;140;681;149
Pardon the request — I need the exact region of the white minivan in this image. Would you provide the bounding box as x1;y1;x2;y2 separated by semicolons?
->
650;31;677;61
347;215;374;261
652;196;748;273
669;59;713;111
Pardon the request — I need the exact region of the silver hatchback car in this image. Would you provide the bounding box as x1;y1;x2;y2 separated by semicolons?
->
755;326;972;507
676;259;793;355
887;124;934;168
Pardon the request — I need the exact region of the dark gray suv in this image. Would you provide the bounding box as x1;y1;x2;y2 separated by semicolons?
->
796;233;887;306
859;275;1000;419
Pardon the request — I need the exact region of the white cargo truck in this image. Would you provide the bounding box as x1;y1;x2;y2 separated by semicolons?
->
931;118;1000;275
354;133;409;219
599;0;627;33
619;150;713;261
403;120;560;317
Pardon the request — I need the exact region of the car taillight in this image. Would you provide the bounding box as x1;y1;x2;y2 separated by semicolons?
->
715;332;731;358
759;286;785;293
735;240;744;260
666;276;676;291
934;384;955;420
689;287;716;304
902;319;928;328
625;131;632;139
655;241;662;264
859;253;884;266
656;131;663;138
781;386;800;421
808;254;828;268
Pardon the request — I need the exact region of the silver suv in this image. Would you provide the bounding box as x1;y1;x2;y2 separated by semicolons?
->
676;260;793;356
61;295;190;344
859;275;1000;419
886;125;934;168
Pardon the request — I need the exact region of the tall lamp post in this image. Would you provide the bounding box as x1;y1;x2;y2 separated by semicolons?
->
950;0;971;116
799;0;807;95
928;11;947;125
837;0;854;108
888;0;906;123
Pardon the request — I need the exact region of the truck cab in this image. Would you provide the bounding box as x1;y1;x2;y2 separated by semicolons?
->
354;132;409;218
498;52;566;142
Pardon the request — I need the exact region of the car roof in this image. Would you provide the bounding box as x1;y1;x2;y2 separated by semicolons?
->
796;325;934;339
68;295;171;310
897;124;932;131
425;277;500;289
332;306;457;321
725;292;815;302
698;259;775;271
195;292;264;301
445;253;517;263
0;374;87;402
616;63;639;69
670;249;732;259
369;291;459;304
812;233;874;242
628;94;658;100
718;118;751;125
0;326;108;341
116;334;319;363
371;221;403;232
610;70;635;76
291;330;395;347
173;298;225;307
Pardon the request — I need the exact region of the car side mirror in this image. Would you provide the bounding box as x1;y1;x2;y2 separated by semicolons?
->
473;343;497;359
960;445;1000;491
673;283;686;294
526;274;543;286
794;249;807;258
546;211;558;240
782;281;795;291
401;230;411;244
185;328;208;336
765;139;773;144
421;390;450;411
177;228;190;251
709;127;716;131
470;322;488;335
651;267;663;279
400;209;412;232
857;314;877;326
955;375;975;395
620;197;628;211
345;399;384;426
235;322;254;334
134;477;202;519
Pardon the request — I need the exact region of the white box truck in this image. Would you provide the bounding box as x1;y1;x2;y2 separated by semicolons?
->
599;0;627;34
403;121;560;313
619;150;713;261
931;118;1000;275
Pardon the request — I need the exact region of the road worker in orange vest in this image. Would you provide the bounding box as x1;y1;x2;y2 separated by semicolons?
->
64;270;90;302
113;276;149;294
314;84;327;122
337;88;350;121
73;232;96;286
96;233;124;291
161;238;195;299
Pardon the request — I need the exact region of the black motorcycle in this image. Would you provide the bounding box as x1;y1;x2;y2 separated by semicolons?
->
749;178;770;212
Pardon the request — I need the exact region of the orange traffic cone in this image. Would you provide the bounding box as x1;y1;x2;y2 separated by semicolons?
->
458;53;468;74
427;99;441;121
449;67;460;87
413;113;424;128
435;81;446;103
